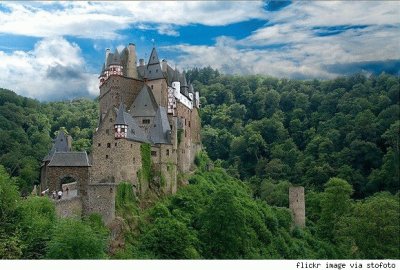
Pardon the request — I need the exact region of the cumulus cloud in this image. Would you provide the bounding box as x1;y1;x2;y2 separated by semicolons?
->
165;1;400;79
0;1;267;38
0;37;98;100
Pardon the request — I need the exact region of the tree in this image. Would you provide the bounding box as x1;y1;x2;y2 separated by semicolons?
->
46;219;108;259
336;192;400;259
17;196;56;259
140;218;198;259
318;178;353;241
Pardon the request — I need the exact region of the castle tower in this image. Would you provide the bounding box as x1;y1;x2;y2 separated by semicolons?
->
126;43;138;79
108;49;123;76
289;186;306;227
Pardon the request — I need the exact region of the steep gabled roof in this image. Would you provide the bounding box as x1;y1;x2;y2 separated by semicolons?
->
130;84;158;117
149;106;172;144
48;152;90;167
115;103;128;125
124;112;148;143
43;130;70;161
146;62;165;80
148;47;160;65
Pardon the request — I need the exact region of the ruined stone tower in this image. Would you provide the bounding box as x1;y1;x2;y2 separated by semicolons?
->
289;186;305;227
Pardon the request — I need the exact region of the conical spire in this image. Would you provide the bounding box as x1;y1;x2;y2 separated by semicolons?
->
181;71;188;88
172;67;179;82
110;48;121;65
148;47;160;65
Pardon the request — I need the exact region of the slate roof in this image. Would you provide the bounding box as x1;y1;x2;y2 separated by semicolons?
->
124;112;148;143
43;130;70;161
148;47;160;65
189;83;194;94
115;103;148;142
130;84;158;117
110;49;121;65
149;106;172;144
115;103;128;125
48;152;90;167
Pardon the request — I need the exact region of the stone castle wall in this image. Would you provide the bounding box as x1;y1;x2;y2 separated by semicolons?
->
99;76;143;119
146;79;168;108
84;183;116;225
54;196;82;219
90;109;143;189
47;166;89;193
289;186;305;227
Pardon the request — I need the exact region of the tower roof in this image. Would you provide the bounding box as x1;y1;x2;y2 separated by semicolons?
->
189;83;194;94
172;67;180;82
110;49;121;66
43;130;71;161
115;103;128;125
130;84;158;117
149;106;172;144
147;47;160;65
180;71;188;88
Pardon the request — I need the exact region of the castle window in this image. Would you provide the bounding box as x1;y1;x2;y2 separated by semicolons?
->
156;69;158;73
106;129;109;135
133;157;136;164
142;119;150;124
185;130;187;137
98;143;101;147
115;142;117;147
110;118;112;122
189;121;191;127
107;143;111;148
166;149;169;156
151;85;153;89
131;144;133;148
106;155;109;159
151;151;157;156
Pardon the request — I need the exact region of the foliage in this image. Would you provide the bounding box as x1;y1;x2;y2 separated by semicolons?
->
140;143;152;183
46;218;108;259
336;192;400;259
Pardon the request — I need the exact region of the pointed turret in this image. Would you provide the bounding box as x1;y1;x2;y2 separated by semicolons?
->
149;107;172;144
115;103;128;139
130;85;158;117
110;49;121;66
148;47;160;65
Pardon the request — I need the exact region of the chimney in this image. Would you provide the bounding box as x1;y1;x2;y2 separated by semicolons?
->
139;59;145;66
105;48;111;64
161;59;168;73
127;43;138;78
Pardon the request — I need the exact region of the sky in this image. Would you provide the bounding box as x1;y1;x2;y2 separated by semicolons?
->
0;1;399;101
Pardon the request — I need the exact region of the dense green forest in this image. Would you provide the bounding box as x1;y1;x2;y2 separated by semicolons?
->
0;70;399;259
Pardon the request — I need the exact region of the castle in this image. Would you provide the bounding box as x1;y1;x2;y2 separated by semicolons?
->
40;43;202;224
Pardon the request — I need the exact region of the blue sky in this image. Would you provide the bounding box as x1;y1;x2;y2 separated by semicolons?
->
0;1;399;101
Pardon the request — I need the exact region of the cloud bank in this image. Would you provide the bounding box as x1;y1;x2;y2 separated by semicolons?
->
0;37;98;100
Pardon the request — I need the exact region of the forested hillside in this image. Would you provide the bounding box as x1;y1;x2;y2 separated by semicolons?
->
0;89;98;194
0;70;399;259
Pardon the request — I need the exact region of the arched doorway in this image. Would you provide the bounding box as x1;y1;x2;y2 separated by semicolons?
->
59;176;77;190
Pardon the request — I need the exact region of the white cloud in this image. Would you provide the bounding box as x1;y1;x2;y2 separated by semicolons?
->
0;37;98;100
166;1;400;79
0;1;267;39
